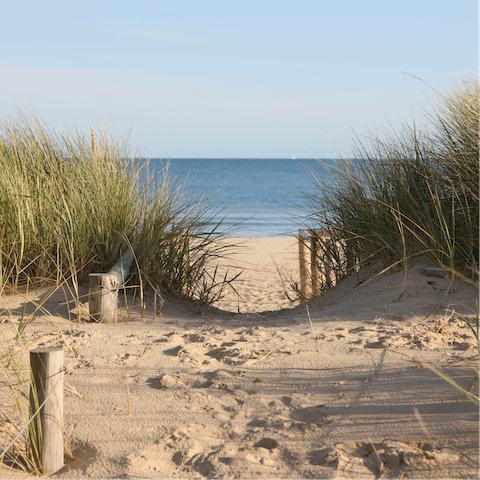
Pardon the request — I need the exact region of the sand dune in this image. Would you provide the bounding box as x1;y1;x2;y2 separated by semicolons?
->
0;238;478;479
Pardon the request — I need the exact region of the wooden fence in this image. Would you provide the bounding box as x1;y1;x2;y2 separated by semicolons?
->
298;229;357;300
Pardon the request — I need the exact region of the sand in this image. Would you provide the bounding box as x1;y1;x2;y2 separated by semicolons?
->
0;237;478;479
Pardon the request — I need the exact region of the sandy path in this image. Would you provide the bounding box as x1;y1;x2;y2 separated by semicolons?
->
0;239;478;479
208;237;300;313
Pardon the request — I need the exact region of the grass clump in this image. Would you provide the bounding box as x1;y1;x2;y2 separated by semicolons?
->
0;110;236;308
303;73;479;288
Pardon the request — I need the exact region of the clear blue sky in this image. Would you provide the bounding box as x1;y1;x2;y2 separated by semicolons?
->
1;0;478;158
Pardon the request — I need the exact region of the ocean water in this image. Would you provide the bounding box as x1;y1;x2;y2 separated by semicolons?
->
152;158;333;237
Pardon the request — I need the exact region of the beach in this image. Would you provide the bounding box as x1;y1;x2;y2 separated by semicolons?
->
205;237;301;313
0;237;478;479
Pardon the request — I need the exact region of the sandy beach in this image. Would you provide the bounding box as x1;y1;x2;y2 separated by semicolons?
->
0;237;478;479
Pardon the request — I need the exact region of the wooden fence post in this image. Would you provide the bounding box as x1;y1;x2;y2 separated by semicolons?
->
310;233;319;297
29;347;64;475
322;235;333;290
88;273;118;323
299;229;337;300
89;251;133;323
298;229;310;301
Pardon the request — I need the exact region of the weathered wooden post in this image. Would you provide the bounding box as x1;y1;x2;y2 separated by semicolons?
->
88;273;118;323
29;347;64;475
310;232;320;297
299;229;335;299
322;235;333;290
89;251;133;323
298;229;310;301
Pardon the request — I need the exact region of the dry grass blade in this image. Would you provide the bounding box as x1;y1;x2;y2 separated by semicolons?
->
367;437;385;474
427;367;479;405
256;342;289;364
64;380;83;399
413;407;479;467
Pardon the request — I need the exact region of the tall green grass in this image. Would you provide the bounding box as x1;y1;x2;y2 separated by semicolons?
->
0;110;236;307
304;73;479;286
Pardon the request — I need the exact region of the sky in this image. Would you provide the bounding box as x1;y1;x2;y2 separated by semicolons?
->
1;0;478;158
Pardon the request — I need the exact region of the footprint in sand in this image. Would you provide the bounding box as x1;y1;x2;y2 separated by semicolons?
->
61;442;97;475
129;426;282;478
167;340;296;366
311;440;460;477
155;369;237;392
289;405;331;427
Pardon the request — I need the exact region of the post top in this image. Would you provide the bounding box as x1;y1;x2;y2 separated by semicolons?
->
31;346;63;353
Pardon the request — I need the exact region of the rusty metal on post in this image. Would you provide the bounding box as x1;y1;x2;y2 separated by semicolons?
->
89;251;133;323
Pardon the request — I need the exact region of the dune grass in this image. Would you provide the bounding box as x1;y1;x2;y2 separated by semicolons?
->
302;73;478;291
0;110;237;307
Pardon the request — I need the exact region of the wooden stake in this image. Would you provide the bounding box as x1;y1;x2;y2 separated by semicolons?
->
89;273;118;323
310;234;319;297
29;347;64;475
346;238;356;274
88;251;134;323
323;236;333;290
298;229;310;301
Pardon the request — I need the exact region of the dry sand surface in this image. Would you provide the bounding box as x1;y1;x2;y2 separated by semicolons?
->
0;237;478;479
207;237;301;313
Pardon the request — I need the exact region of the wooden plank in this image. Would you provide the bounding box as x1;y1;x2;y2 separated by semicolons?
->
108;251;134;286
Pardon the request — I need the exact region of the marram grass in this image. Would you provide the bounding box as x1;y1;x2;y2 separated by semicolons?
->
0;110;237;308
303;73;479;288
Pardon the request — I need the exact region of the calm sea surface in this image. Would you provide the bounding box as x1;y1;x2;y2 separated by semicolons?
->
152;158;333;237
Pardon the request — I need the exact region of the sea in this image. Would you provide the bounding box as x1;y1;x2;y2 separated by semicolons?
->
151;158;333;237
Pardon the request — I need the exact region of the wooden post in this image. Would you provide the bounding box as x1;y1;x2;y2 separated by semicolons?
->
322;236;333;290
299;229;335;299
88;251;133;323
310;234;319;297
298;229;310;301
89;273;118;323
29;347;64;475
